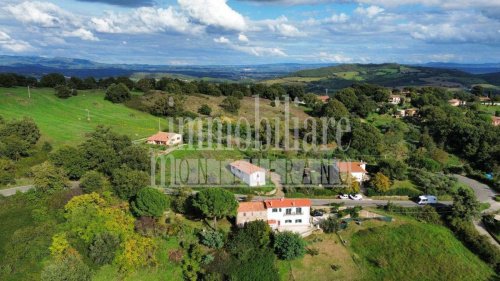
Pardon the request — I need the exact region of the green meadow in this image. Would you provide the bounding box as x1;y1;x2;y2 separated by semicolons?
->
0;87;163;147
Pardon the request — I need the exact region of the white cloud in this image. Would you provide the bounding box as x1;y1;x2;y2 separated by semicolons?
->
316;52;352;63
63;28;99;41
214;36;230;43
238;33;249;42
178;0;247;31
354;5;384;18
328;13;350;23
0;30;33;52
5;1;74;28
261;16;305;37
91;7;201;34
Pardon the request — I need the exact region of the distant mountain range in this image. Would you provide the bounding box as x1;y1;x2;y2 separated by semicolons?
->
0;55;332;81
283;63;500;92
1;55;500;81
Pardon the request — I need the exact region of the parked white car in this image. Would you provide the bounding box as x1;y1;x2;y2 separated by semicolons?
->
338;194;349;199
418;195;437;205
349;194;363;200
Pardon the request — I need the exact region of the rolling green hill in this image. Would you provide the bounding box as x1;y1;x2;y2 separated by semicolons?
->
0;87;164;147
269;63;500;92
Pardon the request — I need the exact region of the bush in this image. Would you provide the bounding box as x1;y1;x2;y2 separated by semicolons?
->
198;229;224;249
89;232;120;266
111;166;149;200
41;251;91;281
198;104;212;116
105;83;131;103
54;85;76;99
221;96;241;114
273;231;306;260
131;187;169;218
0;158;15;185
80;171;108;193
320;216;341;233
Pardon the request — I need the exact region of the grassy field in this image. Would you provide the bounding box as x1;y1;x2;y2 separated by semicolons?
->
277;213;495;281
350;220;495;281
0;87;163;147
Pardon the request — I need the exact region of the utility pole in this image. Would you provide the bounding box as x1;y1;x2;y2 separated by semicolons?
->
85;109;90;121
325;88;328;96
28;85;31;99
158;118;161;132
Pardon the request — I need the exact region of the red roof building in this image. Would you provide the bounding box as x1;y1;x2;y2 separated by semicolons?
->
146;132;182;146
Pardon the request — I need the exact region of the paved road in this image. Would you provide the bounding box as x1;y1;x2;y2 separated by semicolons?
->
454;174;500;248
0;181;79;197
0;185;34;197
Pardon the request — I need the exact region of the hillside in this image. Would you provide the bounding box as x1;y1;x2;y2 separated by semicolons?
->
0;87;162;147
269;63;500;92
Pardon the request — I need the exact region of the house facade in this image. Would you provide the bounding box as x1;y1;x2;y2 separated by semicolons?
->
147;132;182;146
236;198;312;233
388;95;402;105
336;161;368;183
317;95;330;103
448;99;464;107
229;160;266;187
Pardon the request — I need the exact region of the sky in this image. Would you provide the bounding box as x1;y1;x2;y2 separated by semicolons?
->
0;0;499;65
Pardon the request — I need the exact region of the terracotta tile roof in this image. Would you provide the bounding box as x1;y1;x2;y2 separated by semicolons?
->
147;132;178;142
318;95;330;102
264;198;311;208
230;160;265;174
267;220;277;224
336;162;367;173
238;201;266;212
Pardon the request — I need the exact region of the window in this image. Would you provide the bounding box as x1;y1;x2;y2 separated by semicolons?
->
279;208;282;212
243;212;246;216
272;208;278;213
285;208;292;215
295;219;302;223
296;207;302;214
285;220;292;224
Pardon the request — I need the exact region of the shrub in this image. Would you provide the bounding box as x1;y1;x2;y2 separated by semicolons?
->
221;96;241;114
54;85;76;99
80;171;108;193
372;172;391;193
134;216;168;237
198;229;224;249
273;231;306;260
131;187;169;218
306;247;319;256
111;166;149;200
105;83;131;103
32;162;69;194
0;158;15;185
320;216;340;233
89;232;120;266
41;250;91;281
198;104;212;116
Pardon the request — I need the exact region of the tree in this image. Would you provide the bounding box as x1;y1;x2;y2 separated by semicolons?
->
105;83;131;103
221;96;241;114
0;158;15;185
32;162;69;193
120;145;149;171
0;117;41;145
372;172;391;193
334;88;358;110
115;76;134;90
55;85;74;99
379;160;408;180
50;146;87;179
198;104;212;116
0;135;30;160
40;73;65;88
144;93;186;117
80;170;108;193
192;188;238;227
89;232;120;266
136;78;155;92
322;99;349;120
451;186;480;221
471;85;484;97
111;166;149;200
131;187;169;218
320;216;340;233
198;229;224;249
273;231;306;260
349;122;382;155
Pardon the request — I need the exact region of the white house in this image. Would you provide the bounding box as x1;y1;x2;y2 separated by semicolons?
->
229;160;266;187
147;132;182;146
388;95;402;105
336;161;368;183
236;198;312;233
